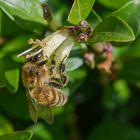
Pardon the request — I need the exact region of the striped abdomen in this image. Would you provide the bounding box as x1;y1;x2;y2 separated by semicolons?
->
48;88;68;107
30;87;68;107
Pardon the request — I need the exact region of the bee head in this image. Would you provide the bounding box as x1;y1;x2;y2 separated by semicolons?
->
23;62;37;77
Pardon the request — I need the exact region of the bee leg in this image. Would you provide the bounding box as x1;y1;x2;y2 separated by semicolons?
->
59;64;68;86
37;59;48;66
49;55;68;88
49;55;56;76
27;49;43;62
49;76;66;89
49;82;63;89
48;55;64;88
60;74;68;86
59;55;67;74
37;55;48;66
49;77;64;89
59;56;68;86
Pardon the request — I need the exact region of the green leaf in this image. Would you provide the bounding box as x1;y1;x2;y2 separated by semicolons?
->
68;69;87;82
113;80;131;103
88;122;140;140
111;0;140;36
66;57;83;71
0;60;5;87
113;34;140;59
68;69;87;94
124;35;140;58
119;58;140;82
27;123;53;140
67;0;95;25
0;88;29;120
0;35;31;56
0;131;33;140
0;10;2;34
5;69;19;93
102;80;131;110
0;0;47;31
86;10;102;28
97;0;129;9
87;16;135;45
0;115;13;135
70;43;87;57
1;10;25;37
102;86;117;110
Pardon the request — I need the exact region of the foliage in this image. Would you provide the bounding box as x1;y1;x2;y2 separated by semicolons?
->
0;0;140;139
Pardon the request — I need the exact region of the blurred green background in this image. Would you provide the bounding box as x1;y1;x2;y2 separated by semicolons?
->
0;0;140;140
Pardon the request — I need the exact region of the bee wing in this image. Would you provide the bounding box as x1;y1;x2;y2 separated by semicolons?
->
38;104;54;124
26;90;38;123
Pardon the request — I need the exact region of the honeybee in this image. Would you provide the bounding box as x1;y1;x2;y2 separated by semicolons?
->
22;62;68;124
18;38;73;89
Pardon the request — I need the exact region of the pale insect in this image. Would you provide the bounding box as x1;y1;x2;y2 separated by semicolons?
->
22;62;68;123
17;26;74;90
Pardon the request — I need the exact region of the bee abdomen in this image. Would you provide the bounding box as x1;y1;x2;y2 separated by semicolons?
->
50;89;68;107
